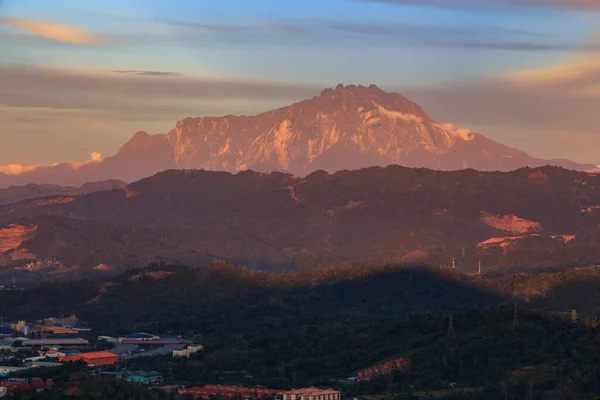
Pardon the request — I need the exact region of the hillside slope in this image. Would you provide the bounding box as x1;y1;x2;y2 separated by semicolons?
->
0;166;600;280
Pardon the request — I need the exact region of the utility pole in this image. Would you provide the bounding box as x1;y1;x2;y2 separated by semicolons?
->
478;261;481;276
529;382;533;400
452;258;455;270
447;313;455;340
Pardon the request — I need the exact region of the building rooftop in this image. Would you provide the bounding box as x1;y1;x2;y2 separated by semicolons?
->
21;338;89;346
124;333;156;339
181;385;288;397
80;351;118;360
288;388;340;395
123;370;163;377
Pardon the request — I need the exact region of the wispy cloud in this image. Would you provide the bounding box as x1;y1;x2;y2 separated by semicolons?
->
113;70;183;77
157;18;573;52
356;0;600;11
402;36;600;163
0;64;321;114
0;17;107;45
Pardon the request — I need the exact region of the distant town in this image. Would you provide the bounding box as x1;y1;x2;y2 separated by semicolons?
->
0;316;347;398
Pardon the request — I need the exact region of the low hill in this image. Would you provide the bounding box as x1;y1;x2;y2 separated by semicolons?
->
0;179;125;206
7;261;600;334
1;165;600;280
5;262;600;398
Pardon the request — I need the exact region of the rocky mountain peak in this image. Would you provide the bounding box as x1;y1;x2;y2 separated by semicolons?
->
1;85;595;188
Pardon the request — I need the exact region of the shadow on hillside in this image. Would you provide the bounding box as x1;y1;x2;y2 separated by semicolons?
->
70;263;514;335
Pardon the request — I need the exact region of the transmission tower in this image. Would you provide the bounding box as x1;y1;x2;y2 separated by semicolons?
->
447;313;456;339
451;258;455;270
512;302;519;327
477;260;481;276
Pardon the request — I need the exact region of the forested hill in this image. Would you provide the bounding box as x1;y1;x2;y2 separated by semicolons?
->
5;262;600;336
6;262;600;399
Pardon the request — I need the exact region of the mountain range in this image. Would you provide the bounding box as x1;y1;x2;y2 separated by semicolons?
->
1;165;600;282
0;84;596;188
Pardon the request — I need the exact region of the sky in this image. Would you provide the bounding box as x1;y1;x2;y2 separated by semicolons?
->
0;0;599;167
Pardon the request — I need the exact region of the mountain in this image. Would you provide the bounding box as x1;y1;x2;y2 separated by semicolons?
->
1;84;596;188
1;165;600;282
0;180;125;206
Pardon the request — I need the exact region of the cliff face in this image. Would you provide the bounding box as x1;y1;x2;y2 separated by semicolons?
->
113;83;595;176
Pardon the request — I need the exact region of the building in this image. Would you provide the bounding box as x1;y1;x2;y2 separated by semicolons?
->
0;366;27;377
283;388;341;400
59;351;118;366
22;326;30;336
119;370;164;385
180;385;288;400
0;340;15;350
173;344;204;358
98;335;118;343
36;325;77;334
119;338;189;345
0;327;13;336
117;333;159;343
21;338;89;347
109;344;139;356
0;382;31;394
24;361;63;368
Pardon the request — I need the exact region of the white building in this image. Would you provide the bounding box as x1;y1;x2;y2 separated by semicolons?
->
0;366;27;375
172;344;204;358
283;388;341;400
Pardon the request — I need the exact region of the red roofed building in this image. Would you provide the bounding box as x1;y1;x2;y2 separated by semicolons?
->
0;382;31;393
179;385;288;399
59;351;118;366
283;388;341;400
31;377;45;390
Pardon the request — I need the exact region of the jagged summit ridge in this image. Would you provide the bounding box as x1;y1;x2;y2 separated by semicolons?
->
136;83;484;175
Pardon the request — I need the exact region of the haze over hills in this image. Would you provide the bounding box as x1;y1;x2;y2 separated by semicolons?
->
1;165;600;282
0;84;596;188
0;180;125;206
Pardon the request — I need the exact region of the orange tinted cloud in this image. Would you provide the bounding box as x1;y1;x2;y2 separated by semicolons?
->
0;152;102;176
504;55;600;87
0;17;103;45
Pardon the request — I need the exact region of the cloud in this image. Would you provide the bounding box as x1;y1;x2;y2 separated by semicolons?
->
0;164;39;176
356;0;600;11
0;17;106;45
401;40;600;162
502;55;600;90
158;18;576;52
435;123;475;141
113;70;183;77
0;64;322;114
0;152;102;176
